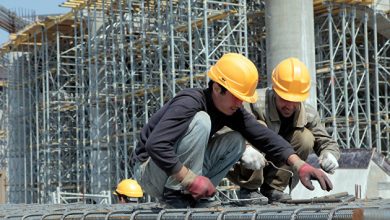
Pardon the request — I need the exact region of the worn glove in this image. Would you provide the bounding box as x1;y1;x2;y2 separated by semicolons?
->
241;146;267;170
319;152;339;174
293;160;333;191
181;169;216;199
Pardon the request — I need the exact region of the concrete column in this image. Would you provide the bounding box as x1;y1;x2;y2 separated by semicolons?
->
265;0;317;107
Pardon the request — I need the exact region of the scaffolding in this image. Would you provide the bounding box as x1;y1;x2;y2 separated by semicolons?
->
0;5;36;33
0;74;6;171
315;2;390;152
0;0;388;204
1;0;249;203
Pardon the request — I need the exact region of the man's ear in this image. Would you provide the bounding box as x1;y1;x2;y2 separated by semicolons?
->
213;83;221;94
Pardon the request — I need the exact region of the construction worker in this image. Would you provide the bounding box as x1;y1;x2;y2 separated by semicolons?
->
228;57;340;203
113;179;144;204
131;53;333;208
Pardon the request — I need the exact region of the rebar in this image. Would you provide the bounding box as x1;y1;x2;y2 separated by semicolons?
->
0;200;389;220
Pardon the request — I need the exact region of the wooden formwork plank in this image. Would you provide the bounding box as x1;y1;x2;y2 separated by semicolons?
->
0;11;74;54
333;0;347;3
362;0;373;4
314;0;324;5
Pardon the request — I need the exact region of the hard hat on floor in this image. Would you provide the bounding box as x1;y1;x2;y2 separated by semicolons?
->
114;179;143;198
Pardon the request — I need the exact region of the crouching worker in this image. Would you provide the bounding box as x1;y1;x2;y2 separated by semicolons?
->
228;57;340;204
114;179;144;204
131;53;333;209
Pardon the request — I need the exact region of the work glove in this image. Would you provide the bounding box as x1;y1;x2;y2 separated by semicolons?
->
181;169;216;199
319;152;339;174
241;145;267;170
293;160;333;191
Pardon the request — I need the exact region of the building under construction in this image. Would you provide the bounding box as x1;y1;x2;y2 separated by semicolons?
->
0;0;389;218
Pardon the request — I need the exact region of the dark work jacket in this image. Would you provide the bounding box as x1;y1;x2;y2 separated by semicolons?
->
131;88;295;176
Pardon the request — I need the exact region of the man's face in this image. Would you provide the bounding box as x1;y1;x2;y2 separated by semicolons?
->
275;93;300;118
117;194;130;204
212;83;243;115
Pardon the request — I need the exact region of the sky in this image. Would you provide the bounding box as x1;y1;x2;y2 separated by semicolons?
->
0;0;69;45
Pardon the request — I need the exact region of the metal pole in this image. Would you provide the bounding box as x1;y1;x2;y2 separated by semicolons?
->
341;6;350;148
363;10;372;148
373;7;381;152
351;7;361;147
328;4;338;139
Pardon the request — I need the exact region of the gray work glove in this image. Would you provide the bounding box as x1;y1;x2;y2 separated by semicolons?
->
318;152;339;174
241;145;266;170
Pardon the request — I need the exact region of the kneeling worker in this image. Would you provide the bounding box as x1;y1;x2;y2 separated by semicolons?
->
228;57;340;203
131;53;333;208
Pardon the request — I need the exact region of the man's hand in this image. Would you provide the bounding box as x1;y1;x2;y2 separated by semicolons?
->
319;152;339;174
241;145;267;170
293;160;333;191
180;168;216;199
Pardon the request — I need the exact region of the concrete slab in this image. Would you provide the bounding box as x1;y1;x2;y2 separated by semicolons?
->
289;149;390;200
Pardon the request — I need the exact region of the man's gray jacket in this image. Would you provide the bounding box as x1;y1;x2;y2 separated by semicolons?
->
245;88;340;159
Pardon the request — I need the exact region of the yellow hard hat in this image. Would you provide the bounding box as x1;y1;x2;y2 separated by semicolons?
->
113;179;143;198
208;53;259;103
271;57;311;102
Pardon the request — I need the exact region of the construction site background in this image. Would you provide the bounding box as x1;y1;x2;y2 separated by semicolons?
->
0;0;388;205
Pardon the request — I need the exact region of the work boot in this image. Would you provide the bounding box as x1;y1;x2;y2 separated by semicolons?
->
260;186;291;203
238;188;268;205
161;187;196;208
